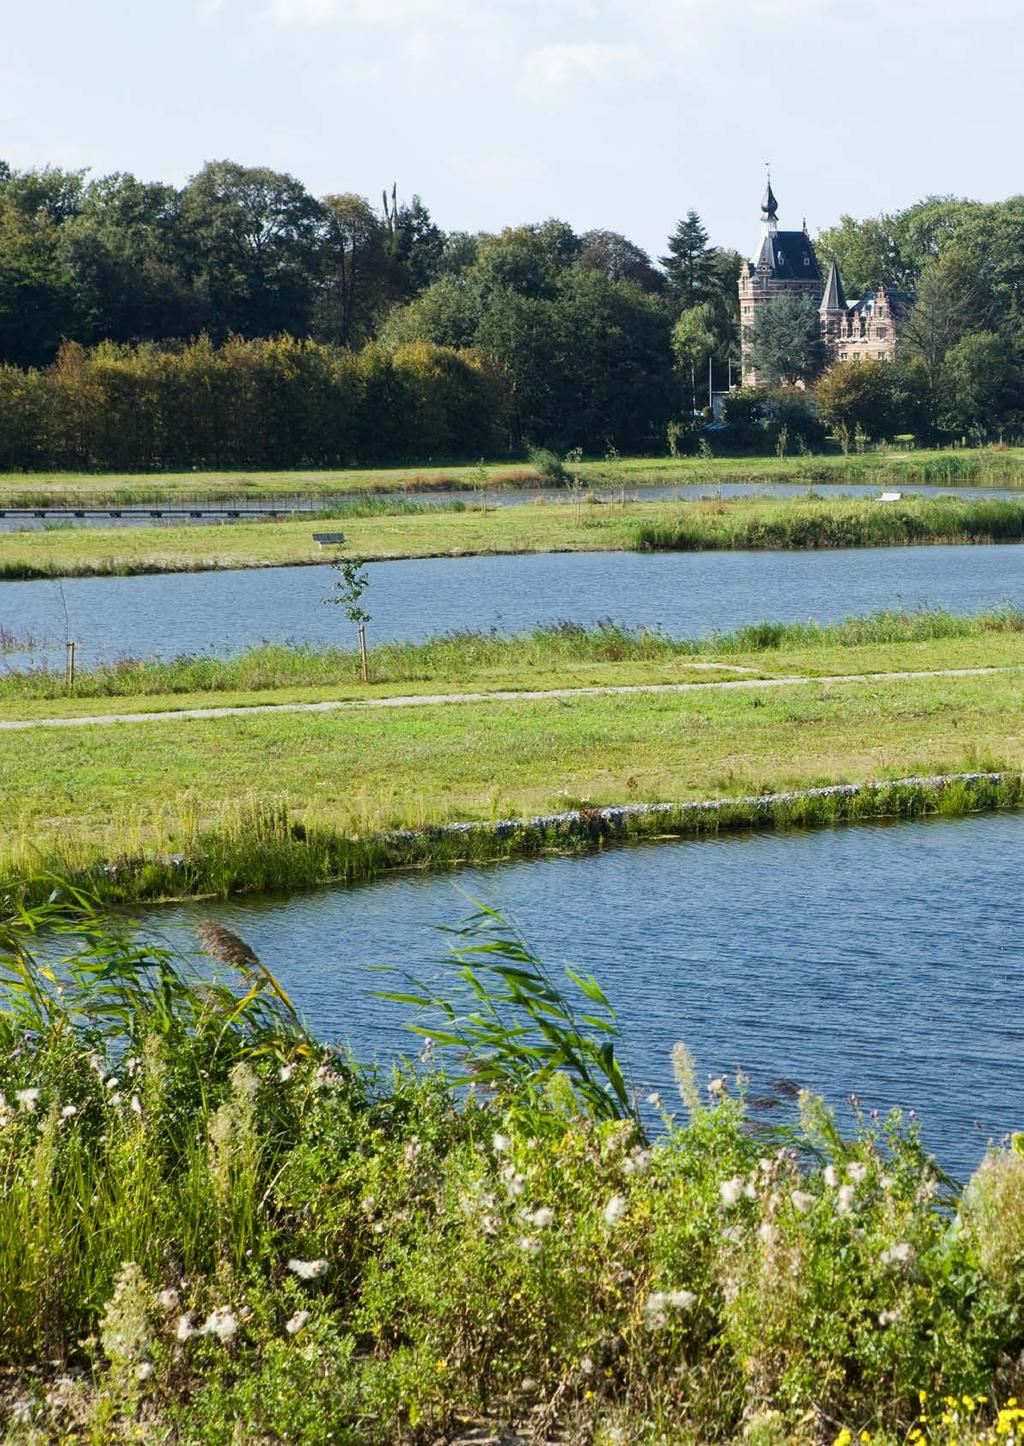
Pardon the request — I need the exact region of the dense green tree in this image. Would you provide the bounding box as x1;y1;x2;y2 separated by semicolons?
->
382;191;446;295
814;360;899;444
0;165;85;223
661;210;716;309
748;296;826;387
474;221;579;301
578;230;662;292
379;275;482;351
180;161;323;337
314;193;393;348
937;331;1023;439
672;303;717;412
899;245;993;391
62;173;200;344
0;196;76;365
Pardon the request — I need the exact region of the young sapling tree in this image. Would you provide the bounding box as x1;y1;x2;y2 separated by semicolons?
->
325;555;372;682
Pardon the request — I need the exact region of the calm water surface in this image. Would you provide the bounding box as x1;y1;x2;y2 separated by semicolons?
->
5;543;1024;669
148;812;1024;1178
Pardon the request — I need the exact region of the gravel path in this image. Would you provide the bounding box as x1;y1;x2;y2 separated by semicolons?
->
1;664;1020;731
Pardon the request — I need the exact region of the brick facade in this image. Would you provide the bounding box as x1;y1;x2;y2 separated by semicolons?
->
739;182;912;386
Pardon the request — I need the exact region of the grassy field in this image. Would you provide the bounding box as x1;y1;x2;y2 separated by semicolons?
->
2;445;1024;502
3;627;1022;899
5;492;1024;578
2;611;1023;717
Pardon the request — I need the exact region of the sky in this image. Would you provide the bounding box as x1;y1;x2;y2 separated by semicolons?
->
2;0;1021;260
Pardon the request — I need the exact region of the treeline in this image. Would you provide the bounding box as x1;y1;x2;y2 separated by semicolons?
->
0;160;750;456
3;157;1024;462
0;337;507;470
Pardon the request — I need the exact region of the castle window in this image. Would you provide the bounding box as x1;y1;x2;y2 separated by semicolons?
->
803;256;810;265
877;326;887;338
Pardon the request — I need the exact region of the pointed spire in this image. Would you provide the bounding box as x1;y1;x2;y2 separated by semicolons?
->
820;259;848;313
761;178;778;223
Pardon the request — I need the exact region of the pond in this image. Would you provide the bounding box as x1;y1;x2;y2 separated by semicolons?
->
4;542;1024;670
144;810;1024;1179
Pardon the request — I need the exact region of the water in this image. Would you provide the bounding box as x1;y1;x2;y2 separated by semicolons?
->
1;479;1020;531
145;811;1024;1178
4;543;1024;670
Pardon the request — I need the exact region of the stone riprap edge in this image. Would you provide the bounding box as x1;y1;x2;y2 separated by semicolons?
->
385;771;1022;854
12;772;1022;909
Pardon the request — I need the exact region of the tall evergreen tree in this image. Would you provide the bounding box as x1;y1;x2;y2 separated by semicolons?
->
661;210;715;309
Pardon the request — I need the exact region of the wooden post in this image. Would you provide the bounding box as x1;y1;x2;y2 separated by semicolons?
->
358;622;368;684
65;640;76;692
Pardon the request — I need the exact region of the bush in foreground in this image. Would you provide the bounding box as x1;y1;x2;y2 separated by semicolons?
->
0;889;1022;1443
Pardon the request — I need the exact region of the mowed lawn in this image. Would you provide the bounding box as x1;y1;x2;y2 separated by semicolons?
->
5;669;1023;873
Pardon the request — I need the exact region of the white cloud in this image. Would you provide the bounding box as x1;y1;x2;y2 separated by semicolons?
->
519;41;654;101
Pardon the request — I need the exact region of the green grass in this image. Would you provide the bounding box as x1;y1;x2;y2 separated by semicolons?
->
6;492;1024;578
2;444;1024;502
3;610;1023;708
1;893;1023;1443
3;648;1023;902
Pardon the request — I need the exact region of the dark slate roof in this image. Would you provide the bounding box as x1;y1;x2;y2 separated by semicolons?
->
754;230;821;281
820;259;847;312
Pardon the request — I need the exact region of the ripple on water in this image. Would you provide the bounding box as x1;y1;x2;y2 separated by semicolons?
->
150;810;1024;1178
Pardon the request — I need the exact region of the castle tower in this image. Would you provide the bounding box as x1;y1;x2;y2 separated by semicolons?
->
738;179;823;386
819;259;849;349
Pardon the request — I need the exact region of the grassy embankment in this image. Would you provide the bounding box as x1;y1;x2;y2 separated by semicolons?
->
2;612;1022;903
2;444;1024;503
5;493;1024;578
1;893;1023;1443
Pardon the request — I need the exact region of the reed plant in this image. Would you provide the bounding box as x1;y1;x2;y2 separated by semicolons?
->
0;890;1023;1442
4;608;1022;702
635;496;1024;551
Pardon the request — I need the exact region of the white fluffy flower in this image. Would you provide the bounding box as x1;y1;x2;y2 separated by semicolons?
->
646;1091;664;1110
156;1288;180;1311
286;1309;310;1335
60;1104;78;1120
403;1137;421;1165
643;1288;696;1328
136;1360;154;1382
518;1236;542;1255
823;1165;839;1189
492;1133;512;1154
880;1241;914;1269
622;1146;653;1176
524;1206;554;1229
719;1176;743;1207
836;1184;857;1216
287;1258;329;1280
201;1307;238;1342
790;1190;815;1214
500;1164;527;1197
278;1063;295;1082
603;1193;627;1227
708;1076;727;1098
16;1089;39;1113
176;1314;197;1341
878;1308;901;1326
847;1161;868;1184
